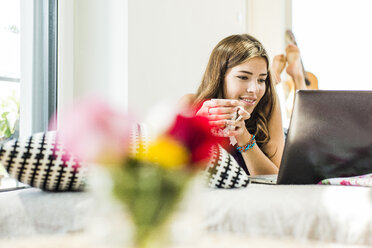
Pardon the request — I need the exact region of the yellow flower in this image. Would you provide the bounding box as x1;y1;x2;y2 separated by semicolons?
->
136;135;189;169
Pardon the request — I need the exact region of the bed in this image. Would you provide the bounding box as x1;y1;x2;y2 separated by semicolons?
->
0;180;371;247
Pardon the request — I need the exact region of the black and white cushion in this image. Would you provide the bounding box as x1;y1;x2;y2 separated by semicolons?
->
203;144;250;189
0;131;87;192
0;124;249;191
0;123;154;192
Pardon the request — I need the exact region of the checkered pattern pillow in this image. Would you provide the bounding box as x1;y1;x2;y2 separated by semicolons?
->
0;125;249;191
203;144;250;188
0;131;87;191
0;124;152;192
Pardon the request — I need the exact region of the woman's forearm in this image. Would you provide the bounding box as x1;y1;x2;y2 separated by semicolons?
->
240;145;279;175
235;129;280;175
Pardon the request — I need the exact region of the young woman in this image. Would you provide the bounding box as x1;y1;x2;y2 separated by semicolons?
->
179;34;285;175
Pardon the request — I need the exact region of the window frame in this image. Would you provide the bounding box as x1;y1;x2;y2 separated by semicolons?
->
20;0;58;137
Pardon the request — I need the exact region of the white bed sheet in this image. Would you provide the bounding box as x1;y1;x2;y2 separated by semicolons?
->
202;183;372;246
1;178;372;247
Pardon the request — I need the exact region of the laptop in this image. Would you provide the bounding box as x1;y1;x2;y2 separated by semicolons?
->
251;90;372;185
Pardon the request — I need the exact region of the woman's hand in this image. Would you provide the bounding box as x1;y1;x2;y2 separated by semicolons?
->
196;99;250;138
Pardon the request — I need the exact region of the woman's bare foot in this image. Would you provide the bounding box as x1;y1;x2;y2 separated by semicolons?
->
285;44;306;90
271;54;286;85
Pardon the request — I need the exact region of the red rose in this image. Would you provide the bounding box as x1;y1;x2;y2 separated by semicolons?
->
167;114;220;166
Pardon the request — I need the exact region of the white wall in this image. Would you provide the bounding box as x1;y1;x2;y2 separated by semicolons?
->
128;0;247;118
73;0;128;111
247;0;291;60
58;0;128;117
58;0;290;121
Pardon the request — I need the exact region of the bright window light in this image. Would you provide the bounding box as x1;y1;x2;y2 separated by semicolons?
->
0;0;20;141
292;0;372;90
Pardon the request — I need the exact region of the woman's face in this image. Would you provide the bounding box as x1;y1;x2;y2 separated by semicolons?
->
223;56;267;113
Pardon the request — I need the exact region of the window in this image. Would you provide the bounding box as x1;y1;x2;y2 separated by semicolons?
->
292;0;372;90
20;0;58;136
0;0;58;188
0;1;20;141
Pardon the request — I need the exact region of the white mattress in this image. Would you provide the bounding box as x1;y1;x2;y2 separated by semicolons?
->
0;187;92;238
1;179;372;247
202;183;372;246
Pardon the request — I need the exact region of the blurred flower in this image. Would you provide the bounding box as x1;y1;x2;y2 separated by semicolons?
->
167;114;220;165
56;96;134;165
136;135;189;169
54;98;218;248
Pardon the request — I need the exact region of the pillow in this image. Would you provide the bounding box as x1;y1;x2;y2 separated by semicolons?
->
319;173;372;187
0;123;151;192
0;125;248;192
203;144;249;189
0;131;88;192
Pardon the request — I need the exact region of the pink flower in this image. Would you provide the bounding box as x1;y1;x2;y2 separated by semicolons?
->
54;96;134;165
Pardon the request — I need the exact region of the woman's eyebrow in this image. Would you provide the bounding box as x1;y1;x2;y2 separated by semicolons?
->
238;70;253;75
238;70;267;77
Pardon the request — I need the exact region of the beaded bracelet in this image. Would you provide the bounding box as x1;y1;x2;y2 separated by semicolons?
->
236;135;256;153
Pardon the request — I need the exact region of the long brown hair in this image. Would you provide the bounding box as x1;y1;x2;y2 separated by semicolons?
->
194;34;277;148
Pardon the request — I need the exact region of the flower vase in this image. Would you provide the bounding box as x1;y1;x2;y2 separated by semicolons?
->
109;159;194;248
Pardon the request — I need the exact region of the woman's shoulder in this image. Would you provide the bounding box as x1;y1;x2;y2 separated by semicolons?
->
178;93;196;108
